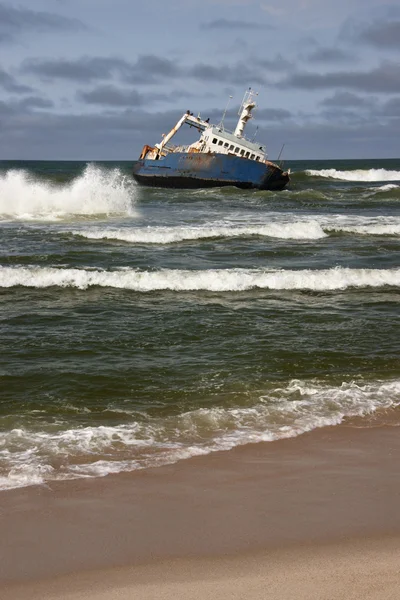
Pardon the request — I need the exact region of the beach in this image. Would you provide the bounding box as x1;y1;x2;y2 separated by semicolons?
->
1;421;400;599
1;159;400;597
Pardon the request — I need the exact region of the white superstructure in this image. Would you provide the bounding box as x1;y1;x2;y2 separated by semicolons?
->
141;90;267;163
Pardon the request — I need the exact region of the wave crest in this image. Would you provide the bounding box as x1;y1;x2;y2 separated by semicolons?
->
0;165;136;220
306;168;400;182
1;378;399;490
1;265;400;292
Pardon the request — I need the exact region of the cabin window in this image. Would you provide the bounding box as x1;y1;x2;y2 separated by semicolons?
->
212;138;217;144
240;149;245;156
256;156;260;161
250;154;255;160
235;147;239;153
224;142;229;148
245;151;250;158
229;144;234;151
218;140;223;146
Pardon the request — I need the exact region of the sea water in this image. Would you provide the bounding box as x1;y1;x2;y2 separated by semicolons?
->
1;158;400;490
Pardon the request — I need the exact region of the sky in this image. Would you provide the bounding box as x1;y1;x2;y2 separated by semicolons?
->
0;0;399;160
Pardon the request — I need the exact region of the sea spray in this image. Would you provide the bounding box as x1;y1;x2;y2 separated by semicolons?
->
0;164;136;219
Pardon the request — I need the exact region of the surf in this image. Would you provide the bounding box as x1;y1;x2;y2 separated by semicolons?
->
0;164;137;220
1;265;400;292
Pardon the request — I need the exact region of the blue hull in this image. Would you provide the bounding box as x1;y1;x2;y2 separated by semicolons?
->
132;152;289;191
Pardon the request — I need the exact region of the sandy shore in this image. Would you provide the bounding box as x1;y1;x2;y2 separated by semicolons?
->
1;422;400;598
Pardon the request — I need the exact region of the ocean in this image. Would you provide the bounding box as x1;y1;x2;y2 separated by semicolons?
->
1;158;400;492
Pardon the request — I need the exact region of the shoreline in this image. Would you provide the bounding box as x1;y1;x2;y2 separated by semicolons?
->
2;422;400;597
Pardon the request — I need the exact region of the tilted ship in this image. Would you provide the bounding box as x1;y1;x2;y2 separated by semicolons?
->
132;90;290;191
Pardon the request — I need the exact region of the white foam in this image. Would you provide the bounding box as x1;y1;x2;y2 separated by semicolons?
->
1;378;399;490
1;265;400;292
71;220;327;244
306;168;400;182
329;224;400;236
321;215;400;237
0;165;136;220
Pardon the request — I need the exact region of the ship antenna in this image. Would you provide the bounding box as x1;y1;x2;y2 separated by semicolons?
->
218;95;233;130
251;126;259;142
277;143;286;162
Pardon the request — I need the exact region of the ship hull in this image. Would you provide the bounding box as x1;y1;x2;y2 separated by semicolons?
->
132;152;289;191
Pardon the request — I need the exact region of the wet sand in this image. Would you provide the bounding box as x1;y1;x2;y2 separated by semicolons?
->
1;422;400;598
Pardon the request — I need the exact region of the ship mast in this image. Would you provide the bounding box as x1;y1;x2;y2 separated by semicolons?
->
234;89;258;138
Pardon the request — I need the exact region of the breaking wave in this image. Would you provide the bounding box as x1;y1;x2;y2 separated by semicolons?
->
71;220;327;244
0;165;136;220
1;265;400;292
1;378;399;490
306;168;400;182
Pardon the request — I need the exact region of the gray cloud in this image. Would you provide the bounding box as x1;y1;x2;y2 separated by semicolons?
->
320;91;375;108
124;55;180;84
278;62;400;93
254;55;294;72
21;57;131;82
189;62;266;85
0;2;86;43
0;67;32;93
201;18;272;30
79;85;145;107
305;47;355;63
381;97;400;117
0;95;53;116
359;20;400;50
255;108;292;121
21;54;179;85
0;101;399;160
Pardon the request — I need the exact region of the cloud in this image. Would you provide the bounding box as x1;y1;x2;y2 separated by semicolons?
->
278;61;400;93
305;47;355;63
254;55;295;72
380;97;400;117
0;66;32;93
124;55;180;84
21;57;131;82
0;99;399;160
358;20;400;50
255;107;292;121
320;91;375;108
0;95;53;116
0;2;86;43
188;62;266;85
79;85;145;107
201;18;272;30
21;54;179;85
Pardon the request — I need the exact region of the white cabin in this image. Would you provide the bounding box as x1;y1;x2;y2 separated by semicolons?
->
141;90;269;163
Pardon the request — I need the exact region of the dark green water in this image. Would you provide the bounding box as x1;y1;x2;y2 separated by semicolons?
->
1;159;400;490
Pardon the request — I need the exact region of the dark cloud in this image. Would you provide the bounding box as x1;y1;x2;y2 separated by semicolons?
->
254;55;294;73
320;91;375;108
305;47;355;63
255;108;292;121
0;67;32;93
189;62;266;85
79;85;145;107
380;97;400;117
21;57;131;83
0;102;399;160
278;62;400;93
21;54;179;85
201;19;272;31
0;2;86;43
358;20;400;50
0;95;53;116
